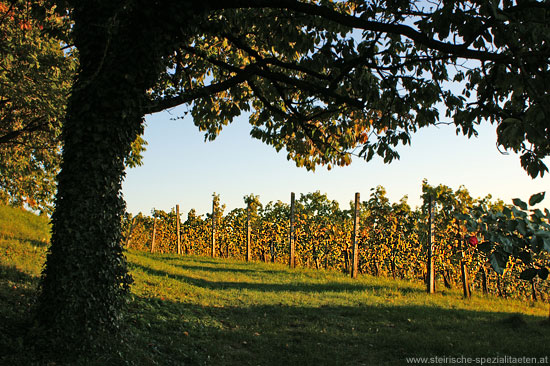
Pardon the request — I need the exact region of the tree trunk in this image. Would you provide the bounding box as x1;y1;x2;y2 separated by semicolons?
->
35;3;170;351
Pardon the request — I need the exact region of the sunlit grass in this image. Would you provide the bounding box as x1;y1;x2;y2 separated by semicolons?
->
127;250;545;316
1;204;549;365
0;206;49;365
124;251;549;365
0;205;50;245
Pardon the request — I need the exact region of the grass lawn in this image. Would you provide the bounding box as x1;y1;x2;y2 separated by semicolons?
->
1;205;549;365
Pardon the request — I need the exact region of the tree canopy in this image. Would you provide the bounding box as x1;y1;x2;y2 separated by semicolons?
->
0;0;75;213
142;0;550;176
0;0;148;213
34;0;550;358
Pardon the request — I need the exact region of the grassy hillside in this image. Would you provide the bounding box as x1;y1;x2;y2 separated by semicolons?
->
1;205;549;365
0;204;49;245
0;205;50;365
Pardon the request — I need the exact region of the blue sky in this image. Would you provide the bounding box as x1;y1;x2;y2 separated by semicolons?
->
122;107;550;217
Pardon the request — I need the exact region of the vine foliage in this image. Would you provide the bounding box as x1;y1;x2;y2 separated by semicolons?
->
125;186;550;303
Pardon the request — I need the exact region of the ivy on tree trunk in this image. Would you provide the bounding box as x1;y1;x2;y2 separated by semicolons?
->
35;2;175;351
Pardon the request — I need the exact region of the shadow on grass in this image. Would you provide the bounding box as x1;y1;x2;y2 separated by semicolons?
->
125;294;550;366
0;235;49;248
0;262;37;285
25;239;49;248
141;253;293;275
130;261;422;295
0;263;38;365
1;259;548;366
172;262;296;276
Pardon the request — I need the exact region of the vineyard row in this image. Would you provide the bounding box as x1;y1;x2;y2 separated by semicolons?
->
122;183;550;302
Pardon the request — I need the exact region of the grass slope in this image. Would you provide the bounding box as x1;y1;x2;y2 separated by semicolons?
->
0;205;49;365
1;205;549;365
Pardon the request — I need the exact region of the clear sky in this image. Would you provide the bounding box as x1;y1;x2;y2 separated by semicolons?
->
121;106;549;217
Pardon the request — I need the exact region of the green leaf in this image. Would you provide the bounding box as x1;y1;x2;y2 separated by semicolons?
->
477;241;492;254
533;231;550;253
538;267;549;280
532;209;545;220
465;220;478;232
506;220;518;232
502;206;513;218
489;252;508;275
543;235;550;253
530;235;542;252
519;268;538;281
512;198;528;210
528;192;545;206
516;220;527;236
498;236;515;254
518;251;531;265
511;206;528;219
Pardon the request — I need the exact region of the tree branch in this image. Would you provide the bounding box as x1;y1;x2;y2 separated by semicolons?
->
0;116;51;145
144;71;252;114
205;0;511;62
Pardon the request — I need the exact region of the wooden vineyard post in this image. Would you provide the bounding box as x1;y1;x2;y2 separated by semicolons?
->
246;203;252;262
176;204;181;255
481;266;488;295
225;231;230;258
351;192;360;279
460;260;471;298
151;216;157;254
427;197;435;293
460;239;471;298
125;217;135;248
530;279;537;302
211;197;216;257
289;192;295;268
